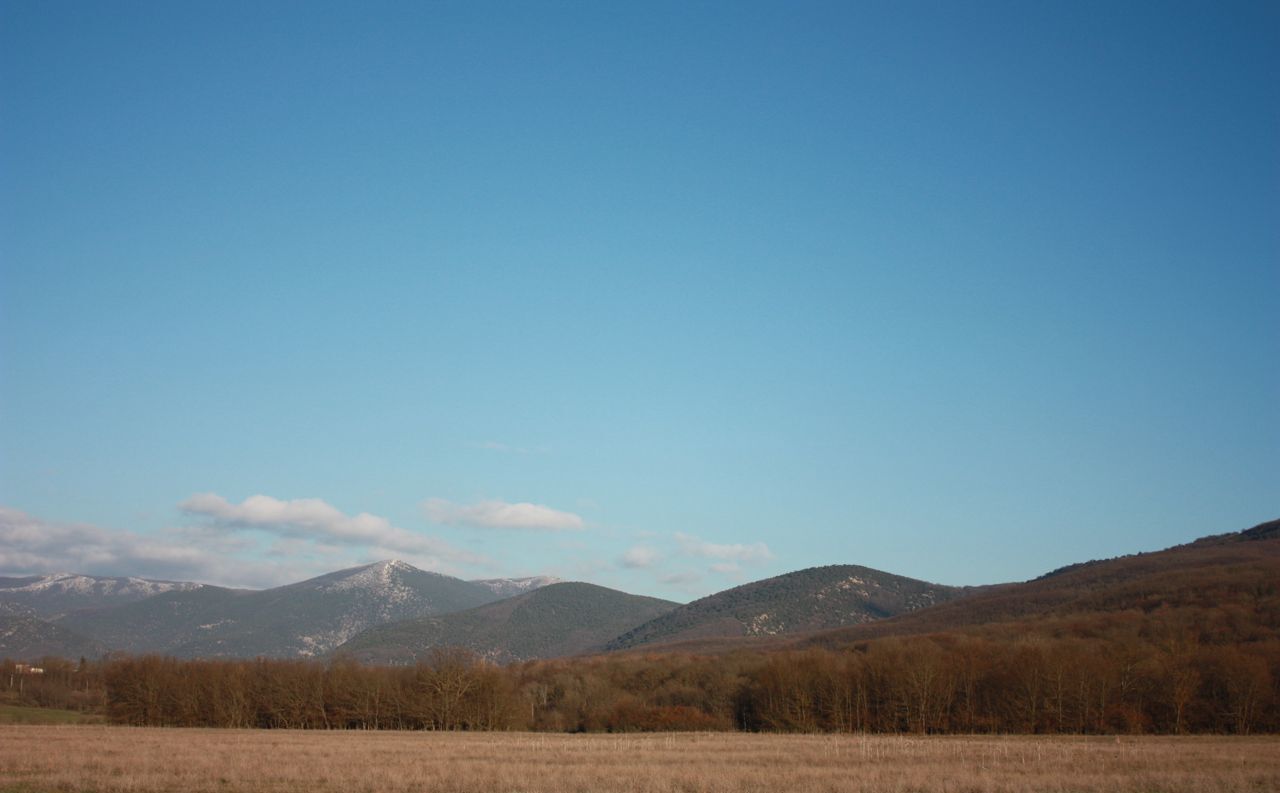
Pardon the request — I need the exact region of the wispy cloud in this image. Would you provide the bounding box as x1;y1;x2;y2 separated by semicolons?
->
1;505;207;580
0;505;317;588
180;493;484;568
619;545;661;569
674;532;774;564
422;498;584;531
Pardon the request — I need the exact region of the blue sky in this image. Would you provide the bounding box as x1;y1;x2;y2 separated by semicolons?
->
2;1;1277;598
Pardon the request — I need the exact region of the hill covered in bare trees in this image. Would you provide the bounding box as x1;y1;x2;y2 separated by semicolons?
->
798;518;1280;650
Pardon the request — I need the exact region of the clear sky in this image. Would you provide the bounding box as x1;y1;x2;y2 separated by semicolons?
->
2;1;1277;599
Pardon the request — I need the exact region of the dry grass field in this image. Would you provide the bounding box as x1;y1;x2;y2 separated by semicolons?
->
1;727;1277;793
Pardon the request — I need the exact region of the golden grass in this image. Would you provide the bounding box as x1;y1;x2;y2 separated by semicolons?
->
0;727;1276;793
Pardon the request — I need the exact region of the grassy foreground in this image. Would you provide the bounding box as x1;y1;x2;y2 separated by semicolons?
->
0;727;1276;793
0;705;102;726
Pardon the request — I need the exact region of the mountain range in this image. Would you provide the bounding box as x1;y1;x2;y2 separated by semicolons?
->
2;518;1275;664
0;555;953;662
0;573;202;618
53;560;508;658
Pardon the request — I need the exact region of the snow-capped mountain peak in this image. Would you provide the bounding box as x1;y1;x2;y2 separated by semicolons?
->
0;572;205;620
323;560;423;595
470;575;563;599
6;573;200;598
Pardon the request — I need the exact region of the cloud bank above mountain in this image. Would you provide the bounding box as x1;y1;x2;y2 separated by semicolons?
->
0;505;303;588
422;498;585;532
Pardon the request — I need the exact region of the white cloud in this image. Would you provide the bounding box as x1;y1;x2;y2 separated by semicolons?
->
179;493;486;575
619;545;661;569
674;532;774;564
422;498;584;531
710;561;742;575
0;505;301;587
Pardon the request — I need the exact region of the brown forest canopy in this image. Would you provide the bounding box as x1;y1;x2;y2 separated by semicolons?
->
7;623;1276;735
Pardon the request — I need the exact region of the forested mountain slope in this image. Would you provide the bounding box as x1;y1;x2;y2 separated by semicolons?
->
606;564;962;651
338;582;678;663
58;560;502;658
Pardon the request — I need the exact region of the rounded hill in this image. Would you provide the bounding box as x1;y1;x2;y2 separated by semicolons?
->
606;564;962;651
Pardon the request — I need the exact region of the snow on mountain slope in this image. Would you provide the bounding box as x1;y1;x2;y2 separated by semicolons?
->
59;560;503;659
470;576;563;599
0;573;203;618
6;573;200;597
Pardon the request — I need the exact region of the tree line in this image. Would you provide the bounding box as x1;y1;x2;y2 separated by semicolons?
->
10;628;1273;734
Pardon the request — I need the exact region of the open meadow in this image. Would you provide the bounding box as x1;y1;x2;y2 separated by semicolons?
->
1;727;1277;793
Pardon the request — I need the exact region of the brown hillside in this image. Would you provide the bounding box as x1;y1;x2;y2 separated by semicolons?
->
797;519;1280;649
